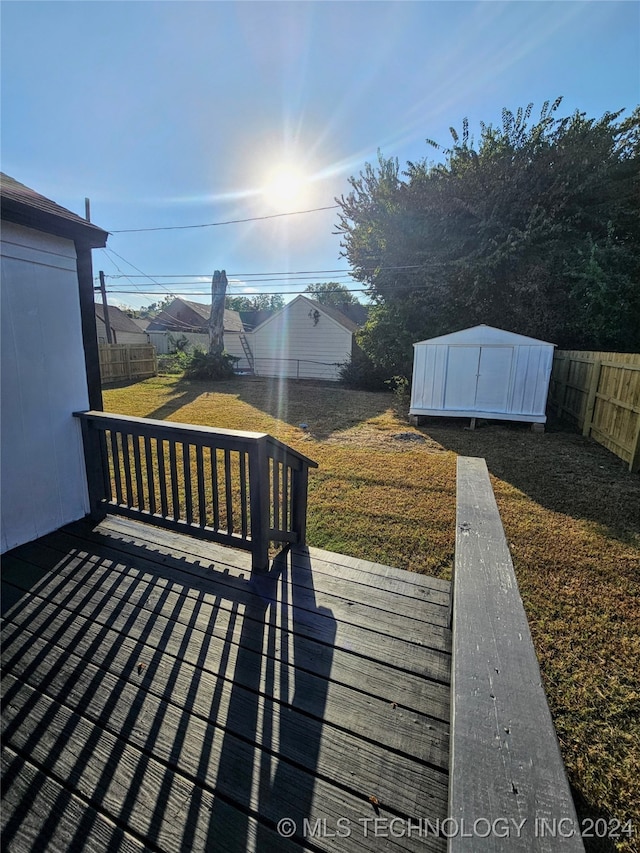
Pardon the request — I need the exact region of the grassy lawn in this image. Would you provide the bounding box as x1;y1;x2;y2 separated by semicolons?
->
103;374;640;852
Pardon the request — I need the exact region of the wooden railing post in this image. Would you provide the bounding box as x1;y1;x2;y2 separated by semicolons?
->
249;436;270;572
291;464;310;545
77;415;108;520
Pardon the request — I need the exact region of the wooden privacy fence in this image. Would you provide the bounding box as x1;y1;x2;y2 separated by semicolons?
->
99;343;158;383
549;351;640;472
74;411;318;571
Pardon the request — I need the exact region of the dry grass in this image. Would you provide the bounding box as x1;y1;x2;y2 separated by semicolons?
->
104;375;640;852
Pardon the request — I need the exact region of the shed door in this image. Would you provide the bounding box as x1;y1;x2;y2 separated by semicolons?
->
475;347;512;411
444;347;480;410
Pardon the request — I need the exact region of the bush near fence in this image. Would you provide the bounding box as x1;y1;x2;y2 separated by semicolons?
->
549;351;640;472
99;344;158;384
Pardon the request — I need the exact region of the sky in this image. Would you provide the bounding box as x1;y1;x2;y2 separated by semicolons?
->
2;1;638;310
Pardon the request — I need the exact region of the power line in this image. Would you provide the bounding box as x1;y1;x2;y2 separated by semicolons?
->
106;287;370;298
98;264;423;280
109;204;340;234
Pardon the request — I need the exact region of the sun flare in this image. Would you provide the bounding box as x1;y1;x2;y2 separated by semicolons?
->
264;166;307;208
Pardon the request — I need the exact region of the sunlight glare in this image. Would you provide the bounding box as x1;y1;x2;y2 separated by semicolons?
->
264;166;306;207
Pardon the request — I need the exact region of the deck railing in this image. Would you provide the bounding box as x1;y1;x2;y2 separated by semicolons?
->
74;411;317;571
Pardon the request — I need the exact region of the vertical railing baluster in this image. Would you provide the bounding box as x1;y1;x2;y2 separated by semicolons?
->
169;440;180;520
183;442;193;525
132;433;144;510
211;447;220;530
272;458;280;532
157;438;168;517
282;463;289;533
122;433;134;507
196;444;206;527
111;430;124;505
224;449;233;534
100;429;112;503
144;436;156;515
239;451;248;539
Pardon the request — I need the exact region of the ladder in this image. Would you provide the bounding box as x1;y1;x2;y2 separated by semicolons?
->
239;332;254;373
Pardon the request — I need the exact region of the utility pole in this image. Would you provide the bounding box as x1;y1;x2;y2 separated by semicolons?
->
98;271;114;344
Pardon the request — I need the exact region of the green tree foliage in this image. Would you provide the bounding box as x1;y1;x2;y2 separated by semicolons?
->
336;100;640;379
225;294;285;311
304;282;361;306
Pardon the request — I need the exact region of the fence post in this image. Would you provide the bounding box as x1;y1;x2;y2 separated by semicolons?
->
555;355;570;419
582;360;602;437
248;437;270;572
630;417;640;474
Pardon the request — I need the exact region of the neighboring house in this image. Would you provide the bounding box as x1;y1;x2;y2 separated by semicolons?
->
250;294;363;381
146;297;246;362
95;303;149;345
0;173;108;552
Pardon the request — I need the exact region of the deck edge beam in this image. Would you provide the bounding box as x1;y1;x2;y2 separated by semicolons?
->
448;456;584;852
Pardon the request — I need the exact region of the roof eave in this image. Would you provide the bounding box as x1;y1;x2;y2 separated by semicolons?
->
1;198;109;249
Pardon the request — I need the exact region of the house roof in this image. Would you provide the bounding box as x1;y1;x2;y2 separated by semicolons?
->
95;304;147;335
0;173;108;248
132;317;151;331
146;298;244;333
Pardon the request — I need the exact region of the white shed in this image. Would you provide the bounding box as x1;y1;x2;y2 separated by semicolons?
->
409;325;555;424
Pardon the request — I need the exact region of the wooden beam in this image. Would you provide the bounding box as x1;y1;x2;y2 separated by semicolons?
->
449;457;584;851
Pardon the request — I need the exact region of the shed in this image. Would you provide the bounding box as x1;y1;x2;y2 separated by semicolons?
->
409;324;555;424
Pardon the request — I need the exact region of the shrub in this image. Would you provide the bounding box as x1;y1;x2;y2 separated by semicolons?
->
339;347;389;391
157;351;192;374
184;349;238;381
387;375;412;410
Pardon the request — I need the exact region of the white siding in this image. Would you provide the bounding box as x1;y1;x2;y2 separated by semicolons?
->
252;297;352;380
1;222;90;553
410;325;554;423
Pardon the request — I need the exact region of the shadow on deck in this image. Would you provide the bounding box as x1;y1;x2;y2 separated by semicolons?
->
1;515;451;853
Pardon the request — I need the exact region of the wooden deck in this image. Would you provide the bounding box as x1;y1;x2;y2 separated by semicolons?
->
1;515;452;853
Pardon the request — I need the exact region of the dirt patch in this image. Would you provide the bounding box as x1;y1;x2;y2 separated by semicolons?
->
322;423;448;452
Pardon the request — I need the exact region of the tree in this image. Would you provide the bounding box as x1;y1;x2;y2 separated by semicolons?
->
208;270;227;356
336;100;640;380
225;294;284;311
304;282;360;307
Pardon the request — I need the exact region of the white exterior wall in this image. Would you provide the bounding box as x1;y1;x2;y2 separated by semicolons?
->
1;222;90;553
252;297;352;380
410;326;554;423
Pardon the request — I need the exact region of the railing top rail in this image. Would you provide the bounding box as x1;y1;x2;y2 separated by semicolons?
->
265;435;318;468
74;410;318;468
74;410;268;442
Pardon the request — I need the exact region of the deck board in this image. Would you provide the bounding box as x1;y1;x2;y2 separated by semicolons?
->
1;517;451;853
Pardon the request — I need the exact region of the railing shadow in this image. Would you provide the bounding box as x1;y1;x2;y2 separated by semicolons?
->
206;545;336;851
1;528;335;851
